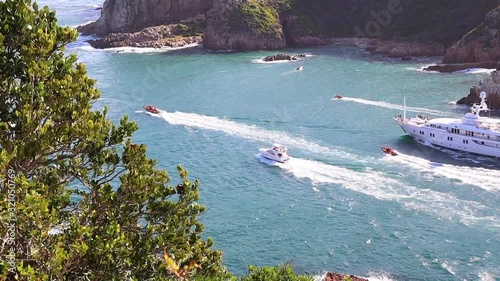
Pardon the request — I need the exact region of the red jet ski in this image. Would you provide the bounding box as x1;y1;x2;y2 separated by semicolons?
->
143;105;160;114
334;94;343;99
381;146;397;156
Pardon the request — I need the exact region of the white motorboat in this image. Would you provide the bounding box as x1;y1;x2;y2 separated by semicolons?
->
394;92;500;157
260;144;290;163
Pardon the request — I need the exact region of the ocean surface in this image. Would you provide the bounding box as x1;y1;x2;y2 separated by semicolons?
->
38;1;500;280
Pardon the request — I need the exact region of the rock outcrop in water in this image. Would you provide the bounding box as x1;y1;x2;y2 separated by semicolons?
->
85;16;204;49
457;71;500;110
323;272;368;281
262;53;306;62
423;5;500;73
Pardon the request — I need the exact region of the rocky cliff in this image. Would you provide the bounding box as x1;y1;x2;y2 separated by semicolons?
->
203;0;500;51
203;0;285;51
443;6;500;64
79;0;214;36
80;0;500;54
457;71;500;110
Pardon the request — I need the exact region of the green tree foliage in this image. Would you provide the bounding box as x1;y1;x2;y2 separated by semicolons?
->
0;0;224;279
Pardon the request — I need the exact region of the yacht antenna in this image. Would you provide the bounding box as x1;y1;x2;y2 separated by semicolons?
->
403;97;407;120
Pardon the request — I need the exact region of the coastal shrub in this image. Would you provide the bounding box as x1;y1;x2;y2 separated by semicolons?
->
175;17;207;37
240;264;313;281
228;0;281;36
0;0;225;280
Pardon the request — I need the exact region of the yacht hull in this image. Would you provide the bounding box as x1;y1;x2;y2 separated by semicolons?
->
397;119;500;158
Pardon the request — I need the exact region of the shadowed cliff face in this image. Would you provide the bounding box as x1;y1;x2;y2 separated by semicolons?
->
277;0;500;45
203;0;500;51
79;0;214;35
443;6;500;64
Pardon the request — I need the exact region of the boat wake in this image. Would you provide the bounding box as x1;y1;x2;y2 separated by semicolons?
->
382;151;500;192
146;109;498;228
153;110;363;162
267;157;498;228
332;97;452;116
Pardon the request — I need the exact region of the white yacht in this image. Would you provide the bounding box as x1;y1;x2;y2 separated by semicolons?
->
394;92;500;157
260;144;290;163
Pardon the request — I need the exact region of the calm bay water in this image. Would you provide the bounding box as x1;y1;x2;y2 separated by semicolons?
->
39;1;500;280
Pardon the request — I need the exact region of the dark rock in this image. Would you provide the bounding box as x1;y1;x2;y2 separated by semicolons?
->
263;53;306;62
95;7;102;11
324;272;368;281
424;61;498;73
401;56;412;61
86;24;202;49
457;86;482;105
456;71;500;110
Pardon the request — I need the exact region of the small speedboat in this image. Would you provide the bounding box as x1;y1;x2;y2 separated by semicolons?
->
296;65;303;71
260;144;290;163
381;146;397;156
143;105;160;114
334;95;343;99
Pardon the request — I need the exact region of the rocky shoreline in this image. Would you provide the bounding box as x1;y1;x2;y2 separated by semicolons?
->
323;272;368;281
78;0;500;73
85;25;202;49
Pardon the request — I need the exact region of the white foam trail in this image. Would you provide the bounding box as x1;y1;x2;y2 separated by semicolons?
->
154;110;362;161
273;157;498;227
282;67;303;76
384;152;500;191
334;97;452;116
479;271;498;281
441;261;456;276
75;43;200;53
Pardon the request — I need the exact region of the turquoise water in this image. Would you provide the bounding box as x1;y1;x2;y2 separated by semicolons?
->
39;1;500;280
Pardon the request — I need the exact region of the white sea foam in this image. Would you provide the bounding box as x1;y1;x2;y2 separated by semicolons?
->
407;65;495;75
75;43;201;53
152;110;362;161
383;152;500;192
365;271;397;281
269;157;498;227
313;271;396;281
441;261;456;276
406;64;437;73
479;271;497;281
147;109;498;227
70;20;95;28
333;97;452;116
454;68;496;74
